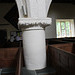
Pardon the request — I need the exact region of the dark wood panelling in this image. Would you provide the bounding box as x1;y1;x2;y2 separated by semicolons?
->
0;48;18;68
48;43;75;75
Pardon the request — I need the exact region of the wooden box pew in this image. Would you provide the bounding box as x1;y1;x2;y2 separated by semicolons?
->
0;48;19;75
48;43;75;75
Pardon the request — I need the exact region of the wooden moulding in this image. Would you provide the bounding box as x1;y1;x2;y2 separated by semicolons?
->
15;41;24;75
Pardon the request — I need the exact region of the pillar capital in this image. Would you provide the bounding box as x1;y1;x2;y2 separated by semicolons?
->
18;18;52;30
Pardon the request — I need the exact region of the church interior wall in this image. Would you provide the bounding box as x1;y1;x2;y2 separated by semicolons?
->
0;3;75;40
46;3;75;39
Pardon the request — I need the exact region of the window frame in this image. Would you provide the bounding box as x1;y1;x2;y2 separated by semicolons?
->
56;19;74;38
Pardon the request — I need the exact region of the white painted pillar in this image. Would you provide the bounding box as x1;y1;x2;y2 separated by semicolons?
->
23;27;46;70
15;0;52;70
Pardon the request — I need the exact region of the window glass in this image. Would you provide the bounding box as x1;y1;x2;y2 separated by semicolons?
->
56;19;74;38
66;21;70;36
56;22;61;37
61;22;65;37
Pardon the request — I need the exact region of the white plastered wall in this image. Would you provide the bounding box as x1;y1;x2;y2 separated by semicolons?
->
46;3;75;39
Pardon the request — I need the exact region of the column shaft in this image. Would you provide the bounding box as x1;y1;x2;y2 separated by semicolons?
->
22;26;46;70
